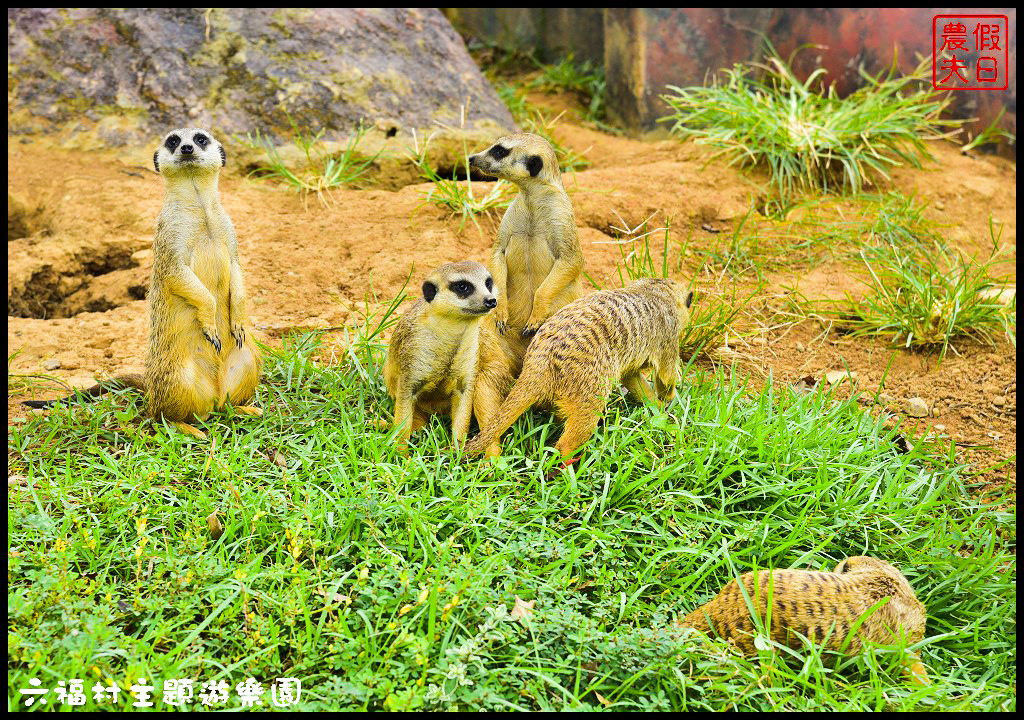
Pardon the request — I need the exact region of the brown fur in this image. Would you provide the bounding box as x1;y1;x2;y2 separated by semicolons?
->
21;128;262;438
467;133;585;456
384;262;496;450
143;128;262;437
465;278;692;458
678;556;930;685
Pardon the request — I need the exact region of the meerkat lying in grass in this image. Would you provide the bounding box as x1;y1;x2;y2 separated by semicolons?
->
384;262;497;451
464;278;693;459
23;128;262;438
467;133;585;456
678;556;930;685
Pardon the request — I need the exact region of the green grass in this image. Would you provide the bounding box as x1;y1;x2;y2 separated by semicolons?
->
235;117;379;208
660;51;961;203
530;53;607;125
797;194;1016;357
961;107;1016;154
405;129;514;232
8;314;1015;709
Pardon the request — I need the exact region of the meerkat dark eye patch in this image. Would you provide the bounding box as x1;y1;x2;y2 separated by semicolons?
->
164;134;181;152
525;155;543;177
193;133;209;147
449;280;474;299
422;281;438;302
488;144;510;161
485;277;493;291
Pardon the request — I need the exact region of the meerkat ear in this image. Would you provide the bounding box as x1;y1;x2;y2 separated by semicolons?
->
219;145;227;167
422;281;437;302
685;291;694;308
838;560;850;573
525;155;543;178
153;150;160;173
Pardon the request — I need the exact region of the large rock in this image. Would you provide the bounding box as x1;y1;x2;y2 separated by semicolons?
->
7;8;516;146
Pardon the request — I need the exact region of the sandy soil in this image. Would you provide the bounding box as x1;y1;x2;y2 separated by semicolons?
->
7;99;1016;492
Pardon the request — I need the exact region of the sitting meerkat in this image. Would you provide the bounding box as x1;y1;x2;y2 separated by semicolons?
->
464;278;693;459
23;127;262;438
384;262;497;450
467;133;585;456
678;556;930;685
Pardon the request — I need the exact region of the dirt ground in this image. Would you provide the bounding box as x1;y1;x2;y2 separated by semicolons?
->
7;96;1016;493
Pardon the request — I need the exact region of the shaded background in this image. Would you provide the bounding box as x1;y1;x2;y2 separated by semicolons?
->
444;7;1017;156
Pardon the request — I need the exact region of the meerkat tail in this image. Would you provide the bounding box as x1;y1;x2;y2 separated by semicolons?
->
467;374;542;455
21;373;147;409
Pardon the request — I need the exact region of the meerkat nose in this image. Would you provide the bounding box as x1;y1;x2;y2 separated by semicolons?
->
484;297;497;309
180;144;194;155
468;154;479;166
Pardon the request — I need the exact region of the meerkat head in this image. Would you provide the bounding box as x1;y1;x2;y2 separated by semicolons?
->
468;133;560;185
421;261;497;319
835;556;904;578
153;127;227;177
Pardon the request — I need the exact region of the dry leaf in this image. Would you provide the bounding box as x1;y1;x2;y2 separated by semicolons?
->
509;595;536;624
206;509;224;539
594;691;610;707
825;369;858;385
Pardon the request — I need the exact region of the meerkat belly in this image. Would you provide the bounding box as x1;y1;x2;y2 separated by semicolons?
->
190;232;233;335
504;233;554;327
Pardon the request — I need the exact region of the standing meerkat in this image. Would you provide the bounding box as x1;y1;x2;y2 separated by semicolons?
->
24;127;262;438
464;278;693;459
385;262;497;450
467;133;585;456
677;556;930;685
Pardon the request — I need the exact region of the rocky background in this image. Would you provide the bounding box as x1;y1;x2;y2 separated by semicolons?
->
7;8;515;146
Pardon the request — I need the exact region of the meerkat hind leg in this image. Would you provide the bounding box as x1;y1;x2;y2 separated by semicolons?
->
553;397;602;459
223;343;260;406
171;421;208;440
472;370;510;457
232;406;263;417
622;371;658;404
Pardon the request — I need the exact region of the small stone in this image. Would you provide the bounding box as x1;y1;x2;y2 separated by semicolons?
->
904;397;929;417
934;201;945;211
42;358;60;371
795;341;805;352
825;369;858;385
104;349;114;358
992;395;1006;407
10;417;27;425
876;393;896;406
934;424;946;432
252;297;267;305
28;408;46;417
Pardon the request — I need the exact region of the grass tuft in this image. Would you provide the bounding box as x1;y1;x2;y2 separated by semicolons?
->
406;128;515;232
235;116;379;208
660;50;961;202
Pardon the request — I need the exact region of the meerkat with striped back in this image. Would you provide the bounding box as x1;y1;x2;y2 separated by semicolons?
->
464;277;693;459
678;556;930;685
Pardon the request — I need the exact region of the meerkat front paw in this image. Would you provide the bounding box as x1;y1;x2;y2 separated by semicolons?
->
202;327;222;352
231;324;245;348
521;320;543;338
